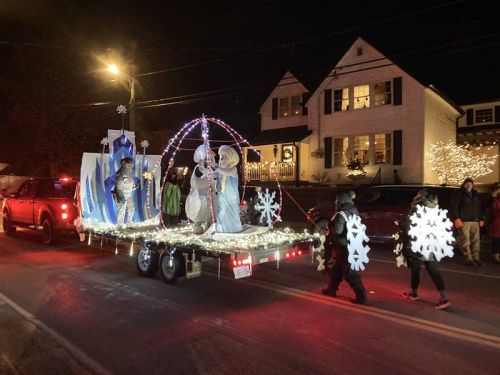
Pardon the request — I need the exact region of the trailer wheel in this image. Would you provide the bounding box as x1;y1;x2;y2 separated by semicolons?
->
136;246;159;277
160;251;185;285
2;212;16;236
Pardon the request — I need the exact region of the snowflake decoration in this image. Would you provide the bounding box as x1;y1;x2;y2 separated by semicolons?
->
254;188;281;228
117;105;127;114
407;205;454;262
140;140;149;149
100;137;109;146
143;171;153;180
337;212;370;271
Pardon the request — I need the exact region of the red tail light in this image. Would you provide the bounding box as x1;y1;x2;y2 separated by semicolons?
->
61;213;68;220
61;204;68;210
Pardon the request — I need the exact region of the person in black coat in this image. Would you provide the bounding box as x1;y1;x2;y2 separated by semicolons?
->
450;178;485;266
321;193;367;304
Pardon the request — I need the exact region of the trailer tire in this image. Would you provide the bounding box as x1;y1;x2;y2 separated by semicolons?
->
2;212;16;236
160;251;185;285
136;246;159;277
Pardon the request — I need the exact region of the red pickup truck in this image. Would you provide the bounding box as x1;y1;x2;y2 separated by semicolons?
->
2;178;79;244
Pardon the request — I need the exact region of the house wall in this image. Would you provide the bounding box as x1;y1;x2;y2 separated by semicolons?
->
423;89;461;184
260;72;309;132
307;61;426;185
458;100;500;128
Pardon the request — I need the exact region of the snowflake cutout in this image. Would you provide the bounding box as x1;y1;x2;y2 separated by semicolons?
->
143;171;153;180
117;105;127;114
140;140;149;149
254;188;281;228
338;212;370;271
100;137;109;146
407;205;454;262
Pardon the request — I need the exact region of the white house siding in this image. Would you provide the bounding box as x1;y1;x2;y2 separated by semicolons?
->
423;89;460;184
306;38;427;184
260;71;309;131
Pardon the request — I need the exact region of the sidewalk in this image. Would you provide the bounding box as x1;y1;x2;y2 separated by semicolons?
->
0;299;91;375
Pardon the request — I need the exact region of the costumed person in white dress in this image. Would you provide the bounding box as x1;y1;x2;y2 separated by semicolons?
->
185;145;217;234
215;145;242;233
113;157;137;225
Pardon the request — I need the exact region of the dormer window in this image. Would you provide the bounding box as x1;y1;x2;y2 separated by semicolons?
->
475;108;493;124
279;95;302;118
279;97;289;117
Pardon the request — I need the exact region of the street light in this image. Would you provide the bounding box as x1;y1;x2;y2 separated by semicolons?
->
106;63;136;132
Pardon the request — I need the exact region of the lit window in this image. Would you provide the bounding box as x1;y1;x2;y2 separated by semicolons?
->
374;81;391;106
475;109;493;123
353;135;370;165
279;97;289;118
334;88;349;112
374;133;392;164
354;85;370;109
334;137;349;166
291;95;301;116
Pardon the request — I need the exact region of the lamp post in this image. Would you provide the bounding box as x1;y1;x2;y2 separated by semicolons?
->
107;64;136;131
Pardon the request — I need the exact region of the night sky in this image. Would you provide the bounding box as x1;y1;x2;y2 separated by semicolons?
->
0;0;499;174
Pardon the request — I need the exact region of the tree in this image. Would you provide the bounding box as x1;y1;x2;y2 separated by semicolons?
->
427;141;497;186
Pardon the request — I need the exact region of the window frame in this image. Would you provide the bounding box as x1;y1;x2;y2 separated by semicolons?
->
353;135;370;165
333;88;349;112
374;81;392;106
353;85;370;110
374;133;392;164
333;137;349;167
474;108;494;124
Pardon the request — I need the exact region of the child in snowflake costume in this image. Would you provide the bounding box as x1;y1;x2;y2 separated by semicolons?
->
321;193;367;304
403;190;451;310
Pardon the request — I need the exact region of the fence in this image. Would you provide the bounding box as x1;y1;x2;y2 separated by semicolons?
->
244;162;295;181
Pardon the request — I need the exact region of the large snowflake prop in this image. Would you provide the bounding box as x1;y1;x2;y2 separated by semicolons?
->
338;212;370;271
407;205;454;261
254;188;281;228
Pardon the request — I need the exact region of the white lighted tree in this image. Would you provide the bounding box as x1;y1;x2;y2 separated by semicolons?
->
427;141;497;186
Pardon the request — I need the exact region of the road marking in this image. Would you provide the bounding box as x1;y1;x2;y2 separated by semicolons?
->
0;292;111;375
370;257;500;279
232;277;500;350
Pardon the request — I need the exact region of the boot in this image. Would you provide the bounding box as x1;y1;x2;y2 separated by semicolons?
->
352;287;367;304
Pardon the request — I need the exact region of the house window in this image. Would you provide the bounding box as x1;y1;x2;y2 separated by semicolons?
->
279;97;289;118
354;85;370;109
374;81;391;106
333;137;349;167
334;88;349;112
374;133;392;164
291;95;301;116
357;47;363;56
353;135;370;165
475;108;493;123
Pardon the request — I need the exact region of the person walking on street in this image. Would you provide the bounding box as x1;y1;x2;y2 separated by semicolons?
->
488;182;500;264
450;178;485;266
402;190;450;310
321;193;367;304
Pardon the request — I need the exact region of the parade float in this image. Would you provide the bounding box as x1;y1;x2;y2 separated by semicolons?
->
80;109;316;284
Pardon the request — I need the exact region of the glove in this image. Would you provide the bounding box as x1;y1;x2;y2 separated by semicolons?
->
454;219;463;229
479;220;485;228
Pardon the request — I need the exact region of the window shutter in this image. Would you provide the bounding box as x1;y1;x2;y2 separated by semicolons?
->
393;77;402;105
324;137;332;169
495;106;500;123
393;130;402;165
272;98;278;120
466;109;474;125
324;89;332;115
301;92;310;116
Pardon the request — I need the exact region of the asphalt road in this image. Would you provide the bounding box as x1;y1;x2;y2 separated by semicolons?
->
0;228;499;375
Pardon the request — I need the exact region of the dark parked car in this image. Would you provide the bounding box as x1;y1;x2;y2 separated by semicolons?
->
307;185;465;243
2;177;79;244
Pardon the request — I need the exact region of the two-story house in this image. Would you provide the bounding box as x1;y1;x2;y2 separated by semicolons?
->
457;100;500;183
244;37;464;185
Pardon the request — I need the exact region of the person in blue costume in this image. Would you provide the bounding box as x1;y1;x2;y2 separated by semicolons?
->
215;145;242;233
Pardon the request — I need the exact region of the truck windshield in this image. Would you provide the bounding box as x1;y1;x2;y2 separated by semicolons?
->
38;180;77;198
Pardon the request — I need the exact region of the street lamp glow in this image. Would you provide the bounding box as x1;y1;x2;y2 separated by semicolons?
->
107;64;119;75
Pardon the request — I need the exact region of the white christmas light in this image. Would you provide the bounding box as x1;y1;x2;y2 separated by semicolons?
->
117;105;127;114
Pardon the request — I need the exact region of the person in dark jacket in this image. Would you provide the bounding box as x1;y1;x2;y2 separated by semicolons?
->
402;190;450;310
321;193;367;304
488;182;500;264
450;178;484;266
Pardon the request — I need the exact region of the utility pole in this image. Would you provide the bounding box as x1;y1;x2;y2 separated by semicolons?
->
129;76;136;131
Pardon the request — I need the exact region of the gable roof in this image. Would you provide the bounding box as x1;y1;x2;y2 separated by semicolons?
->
260;70;310;111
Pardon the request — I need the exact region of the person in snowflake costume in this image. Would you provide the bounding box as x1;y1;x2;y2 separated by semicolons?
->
321;193;367;304
402;189;451;310
185;145;217;234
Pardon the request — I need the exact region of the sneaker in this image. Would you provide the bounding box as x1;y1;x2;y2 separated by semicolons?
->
321;288;337;297
464;259;475;267
474;260;482;267
403;291;419;301
435;300;450;310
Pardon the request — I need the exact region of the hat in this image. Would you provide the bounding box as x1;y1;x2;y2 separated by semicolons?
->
463;178;474;185
120;157;133;164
